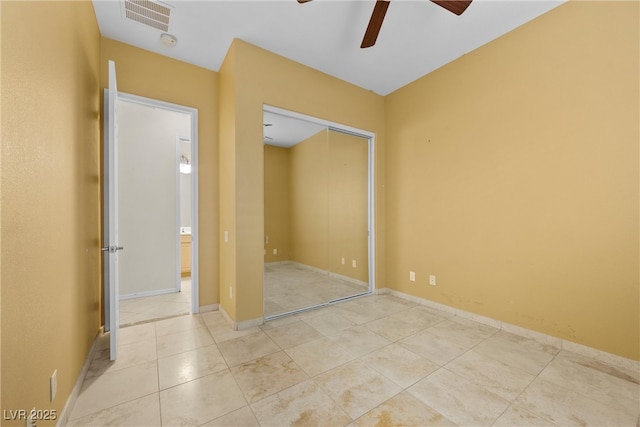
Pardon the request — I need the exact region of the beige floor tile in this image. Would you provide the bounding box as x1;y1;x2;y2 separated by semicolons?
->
118;323;156;345
156;325;214;358
199;310;226;326
217;331;280;367
251;380;351;427
389;305;452;329
513;377;637;426
493;405;558;426
301;310;357;336
69;362;159;420
87;337;157;378
160;369;247;426
154;314;206;337
334;303;389;325
444;350;536;401
67;393;161;426
262;320;323;349
352;391;456;427
473;330;559;375
230;351;309;403
537;351;639;419
158;344;228;390
408;368;510;426
202;406;260;427
350;295;413;317
285;337;356;377
432;317;499;347
361;343;438;388
314;360;403;419
399;328;469;366
364;316;425;342
260;314;300;330
329;325;391;357
206;321;262;344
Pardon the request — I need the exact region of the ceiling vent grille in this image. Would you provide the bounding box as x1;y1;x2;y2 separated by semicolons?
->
122;0;172;32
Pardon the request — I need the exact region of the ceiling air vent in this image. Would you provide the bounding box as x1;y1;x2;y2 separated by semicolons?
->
122;0;173;32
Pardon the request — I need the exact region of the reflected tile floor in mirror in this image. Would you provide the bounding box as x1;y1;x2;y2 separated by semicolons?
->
264;262;369;318
67;294;639;427
119;278;191;326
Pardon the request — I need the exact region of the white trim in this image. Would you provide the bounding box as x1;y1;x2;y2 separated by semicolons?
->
175;136;182;292
117;92;200;315
378;288;639;373
219;304;264;331
199;304;219;313
263;105;375;139
119;287;178;300
262;104;377;310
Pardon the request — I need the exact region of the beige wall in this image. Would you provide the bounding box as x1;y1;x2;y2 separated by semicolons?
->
1;1;102;423
219;39;385;322
264;145;292;263
327;131;369;283
265;130;369;284
385;1;639;360
290;132;330;269
100;38;220;308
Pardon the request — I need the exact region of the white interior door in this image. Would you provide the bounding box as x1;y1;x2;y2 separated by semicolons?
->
103;60;121;361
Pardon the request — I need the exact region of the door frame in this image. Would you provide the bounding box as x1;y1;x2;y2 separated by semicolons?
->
263;104;376;320
118;92;200;313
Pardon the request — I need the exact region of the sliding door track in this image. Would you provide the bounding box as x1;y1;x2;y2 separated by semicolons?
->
263;291;372;322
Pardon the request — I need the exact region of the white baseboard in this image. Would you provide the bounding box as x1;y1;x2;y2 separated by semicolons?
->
57;328;103;426
218;304;264;331
377;288;639;373
199;304;219;313
120;287;178;300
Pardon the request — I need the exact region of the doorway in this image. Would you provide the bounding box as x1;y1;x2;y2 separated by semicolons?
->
115;93;199;326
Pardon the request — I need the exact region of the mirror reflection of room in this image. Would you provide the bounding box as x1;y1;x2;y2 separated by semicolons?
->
263;111;370;318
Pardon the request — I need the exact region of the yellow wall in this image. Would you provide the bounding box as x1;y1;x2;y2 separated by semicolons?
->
385;1;639;360
290;132;329;269
1;1;101;423
100;38;220;308
264;145;292;263
218;42;238;319
219;39;385;322
265;131;369;283
327;131;369;283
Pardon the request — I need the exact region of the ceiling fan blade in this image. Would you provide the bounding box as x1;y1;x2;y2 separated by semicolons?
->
361;0;390;49
430;0;472;16
297;0;312;3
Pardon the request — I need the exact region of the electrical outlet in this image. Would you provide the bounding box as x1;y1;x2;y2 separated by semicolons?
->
224;231;229;243
273;248;277;255
229;286;233;299
429;275;436;286
341;257;345;265
50;370;57;402
409;271;416;282
352;260;357;268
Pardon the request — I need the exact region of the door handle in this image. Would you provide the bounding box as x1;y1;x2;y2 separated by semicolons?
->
101;246;125;253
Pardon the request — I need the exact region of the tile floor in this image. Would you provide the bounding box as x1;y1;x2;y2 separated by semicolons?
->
67;294;640;426
264;262;369;317
119;279;192;326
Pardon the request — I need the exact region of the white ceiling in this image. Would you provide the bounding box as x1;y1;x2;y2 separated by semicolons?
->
263;111;327;147
93;0;565;96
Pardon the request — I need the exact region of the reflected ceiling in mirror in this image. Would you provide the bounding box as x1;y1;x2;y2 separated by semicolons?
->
263;111;326;148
